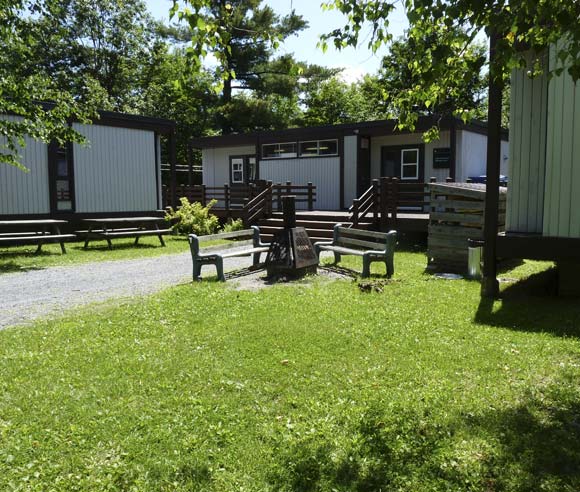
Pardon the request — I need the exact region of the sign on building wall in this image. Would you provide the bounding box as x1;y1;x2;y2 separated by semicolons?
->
433;147;451;168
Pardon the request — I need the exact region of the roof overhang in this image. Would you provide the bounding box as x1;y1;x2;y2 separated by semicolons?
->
190;115;508;149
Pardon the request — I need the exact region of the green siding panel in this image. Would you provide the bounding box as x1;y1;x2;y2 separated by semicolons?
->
507;53;548;233
543;44;580;238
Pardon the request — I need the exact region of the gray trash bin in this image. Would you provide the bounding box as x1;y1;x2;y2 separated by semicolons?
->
467;239;483;279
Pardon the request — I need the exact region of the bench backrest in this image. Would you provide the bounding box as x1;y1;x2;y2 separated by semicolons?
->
334;224;396;252
188;226;262;256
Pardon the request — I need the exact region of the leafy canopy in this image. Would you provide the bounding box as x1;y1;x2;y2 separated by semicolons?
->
0;0;98;168
321;0;580;135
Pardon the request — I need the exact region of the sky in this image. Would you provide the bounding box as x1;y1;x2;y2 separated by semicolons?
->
145;0;410;82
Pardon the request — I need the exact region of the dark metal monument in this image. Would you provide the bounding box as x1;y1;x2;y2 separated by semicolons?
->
265;196;318;278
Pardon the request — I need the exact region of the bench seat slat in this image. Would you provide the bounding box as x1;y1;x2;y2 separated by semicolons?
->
317;245;365;256
0;234;76;244
336;226;390;240
337;236;386;250
218;246;269;258
84;229;171;239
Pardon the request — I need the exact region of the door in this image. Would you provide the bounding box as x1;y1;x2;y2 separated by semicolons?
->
357;136;371;196
380;144;425;182
48;141;75;214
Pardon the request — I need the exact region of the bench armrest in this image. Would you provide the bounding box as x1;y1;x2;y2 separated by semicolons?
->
251;225;268;248
188;233;200;257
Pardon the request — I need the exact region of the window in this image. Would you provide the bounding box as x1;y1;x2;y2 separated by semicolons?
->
262;142;297;159
231;158;244;183
401;148;419;180
299;139;338;157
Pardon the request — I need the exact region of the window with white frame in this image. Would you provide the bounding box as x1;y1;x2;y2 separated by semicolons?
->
299;139;338;157
231;158;244;183
262;142;298;159
401;148;419;180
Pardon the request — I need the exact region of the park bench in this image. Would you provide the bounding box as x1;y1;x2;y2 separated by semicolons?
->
0;220;75;254
314;224;397;278
188;226;269;281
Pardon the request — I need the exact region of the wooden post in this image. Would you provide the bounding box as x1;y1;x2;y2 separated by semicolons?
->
267;181;273;216
276;183;282;211
307;182;314;211
482;31;503;298
446;177;453;183
391;177;398;228
372;179;380;227
379;177;389;230
200;184;206;206
466;178;473;183
169;129;177;208
224;184;230;217
352;199;360;228
186;143;194;187
430;177;437;183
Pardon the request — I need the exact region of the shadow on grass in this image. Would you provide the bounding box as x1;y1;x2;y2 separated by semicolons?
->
68;242;164;252
475;268;580;338
268;376;580;491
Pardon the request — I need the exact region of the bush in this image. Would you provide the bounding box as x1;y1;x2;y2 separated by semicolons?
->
221;218;245;233
165;198;220;236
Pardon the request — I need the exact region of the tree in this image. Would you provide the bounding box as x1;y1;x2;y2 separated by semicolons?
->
301;75;388;126
0;0;97;168
320;0;580;135
18;0;156;112
378;31;487;123
173;0;316;133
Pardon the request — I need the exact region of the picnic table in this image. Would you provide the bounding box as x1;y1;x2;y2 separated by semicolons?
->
0;219;75;254
77;216;172;250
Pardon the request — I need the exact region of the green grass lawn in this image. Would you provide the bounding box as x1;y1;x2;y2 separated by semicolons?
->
0;235;235;275
1;253;579;491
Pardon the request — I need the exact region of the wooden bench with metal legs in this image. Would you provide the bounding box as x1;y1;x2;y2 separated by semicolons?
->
188;226;269;281
314;224;397;278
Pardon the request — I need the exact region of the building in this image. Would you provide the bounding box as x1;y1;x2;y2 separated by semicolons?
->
191;116;509;211
497;48;580;292
0;111;176;220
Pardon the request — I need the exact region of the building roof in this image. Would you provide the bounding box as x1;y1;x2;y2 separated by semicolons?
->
190;115;508;149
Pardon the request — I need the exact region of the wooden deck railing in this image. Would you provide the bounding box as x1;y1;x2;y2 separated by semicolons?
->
349;177;444;229
163;181;316;222
243;182;273;224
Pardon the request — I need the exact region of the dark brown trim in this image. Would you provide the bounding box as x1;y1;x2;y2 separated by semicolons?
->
190;115;508;150
30;103;176;134
154;133;161;210
497;234;580;261
168;130;177;208
339;137;345;209
47;140;76;216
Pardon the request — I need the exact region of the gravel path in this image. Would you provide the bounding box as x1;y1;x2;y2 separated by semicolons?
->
0;248;255;329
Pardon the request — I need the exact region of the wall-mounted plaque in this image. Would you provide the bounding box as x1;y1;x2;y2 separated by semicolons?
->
433;147;451;169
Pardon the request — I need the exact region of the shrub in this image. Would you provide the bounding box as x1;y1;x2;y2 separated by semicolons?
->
165;198;220;236
221;218;245;233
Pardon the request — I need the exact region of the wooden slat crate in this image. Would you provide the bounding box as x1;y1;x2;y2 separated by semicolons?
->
427;183;507;273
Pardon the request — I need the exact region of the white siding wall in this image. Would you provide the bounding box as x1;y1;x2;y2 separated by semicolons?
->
73;123;158;213
543;45;580;238
370;132;451;182
0;116;50;215
202;146;256;187
344;136;357;206
457;130;509;182
259;157;340;210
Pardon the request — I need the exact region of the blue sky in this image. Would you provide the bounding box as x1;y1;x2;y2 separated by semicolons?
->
145;0;409;81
